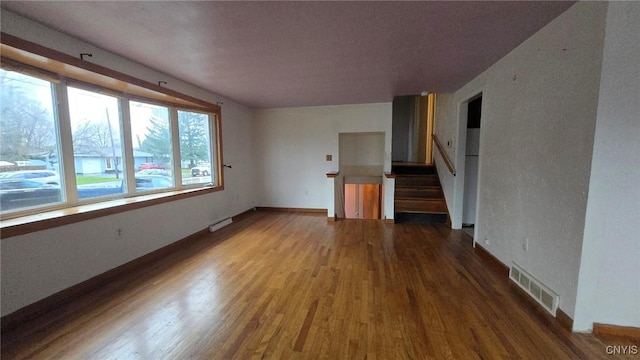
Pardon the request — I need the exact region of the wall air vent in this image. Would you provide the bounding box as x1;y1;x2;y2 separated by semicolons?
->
509;263;559;316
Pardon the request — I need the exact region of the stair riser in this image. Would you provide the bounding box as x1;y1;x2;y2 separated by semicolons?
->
395;176;440;187
395;213;448;224
394;199;448;214
391;165;437;175
395;188;442;199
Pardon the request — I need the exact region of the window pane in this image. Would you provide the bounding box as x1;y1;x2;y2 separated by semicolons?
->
68;87;126;200
0;70;64;213
129;101;174;192
178;110;214;186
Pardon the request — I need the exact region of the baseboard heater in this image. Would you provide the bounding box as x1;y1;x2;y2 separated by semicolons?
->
209;217;233;233
509;263;559;316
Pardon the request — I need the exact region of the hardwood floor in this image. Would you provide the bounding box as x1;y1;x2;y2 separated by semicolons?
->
1;212;636;359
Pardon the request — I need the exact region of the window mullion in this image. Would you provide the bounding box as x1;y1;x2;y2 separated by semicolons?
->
55;82;78;204
213;112;223;187
120;99;136;196
169;107;182;188
207;113;217;187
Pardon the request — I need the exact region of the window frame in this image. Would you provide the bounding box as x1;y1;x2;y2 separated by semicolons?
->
0;33;224;238
176;107;220;188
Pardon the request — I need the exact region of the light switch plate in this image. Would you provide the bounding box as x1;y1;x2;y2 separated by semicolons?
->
326;154;332;161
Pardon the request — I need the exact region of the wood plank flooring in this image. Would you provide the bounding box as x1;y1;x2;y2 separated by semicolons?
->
2;212;636;359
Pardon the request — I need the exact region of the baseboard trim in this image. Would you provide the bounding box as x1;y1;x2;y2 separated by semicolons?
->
384;219;395;224
255;206;326;214
473;243;509;277
556;309;574;332
232;208;257;222
594;323;640;340
0;208;257;332
327;216;336;222
473;243;574;332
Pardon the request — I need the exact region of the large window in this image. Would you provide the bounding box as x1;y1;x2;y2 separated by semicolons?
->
178;109;216;186
68;86;126;200
0;65;221;219
130;101;174;192
0;69;64;212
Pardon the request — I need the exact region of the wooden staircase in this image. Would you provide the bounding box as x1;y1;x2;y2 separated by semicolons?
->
393;164;448;223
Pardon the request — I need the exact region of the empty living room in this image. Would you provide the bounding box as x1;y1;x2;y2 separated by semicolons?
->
1;1;638;359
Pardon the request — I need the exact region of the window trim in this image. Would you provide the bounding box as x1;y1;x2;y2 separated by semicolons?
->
0;33;225;238
0;32;220;111
1;186;223;239
176;107;223;188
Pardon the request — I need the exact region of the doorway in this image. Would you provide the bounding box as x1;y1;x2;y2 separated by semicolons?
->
391;94;436;165
462;94;482;239
344;183;382;219
337;132;385;219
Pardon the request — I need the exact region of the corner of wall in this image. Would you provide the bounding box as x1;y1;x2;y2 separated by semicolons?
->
573;0;640;331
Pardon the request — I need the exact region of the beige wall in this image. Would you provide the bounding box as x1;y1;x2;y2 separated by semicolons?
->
574;1;640;331
433;2;608;318
254;103;393;219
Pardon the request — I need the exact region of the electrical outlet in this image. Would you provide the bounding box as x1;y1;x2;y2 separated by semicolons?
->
523;238;529;251
484;237;490;245
115;228;123;240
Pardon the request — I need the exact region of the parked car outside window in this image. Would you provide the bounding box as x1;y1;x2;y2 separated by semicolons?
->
0;179;61;211
135;175;172;191
0;170;60;186
136;169;170;176
137;163;165;171
191;165;211;177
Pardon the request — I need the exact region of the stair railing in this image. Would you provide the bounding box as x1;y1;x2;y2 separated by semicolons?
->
432;134;456;176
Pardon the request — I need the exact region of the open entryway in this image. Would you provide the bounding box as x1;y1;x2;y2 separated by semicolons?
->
461;94;482;240
391;94;447;223
344;183;382;219
337;132;385;220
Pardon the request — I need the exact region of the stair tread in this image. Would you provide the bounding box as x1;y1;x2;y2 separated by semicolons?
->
395;196;444;200
396;197;446;206
395;209;448;215
395;175;439;179
396;179;440;186
395;209;448;214
395;186;442;191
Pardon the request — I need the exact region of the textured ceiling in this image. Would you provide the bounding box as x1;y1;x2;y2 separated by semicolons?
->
2;1;574;109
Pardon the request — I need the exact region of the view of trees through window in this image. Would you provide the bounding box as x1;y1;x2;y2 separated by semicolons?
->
0;69;64;211
179;110;214;186
68;86;126;199
0;67;219;216
130;101;174;192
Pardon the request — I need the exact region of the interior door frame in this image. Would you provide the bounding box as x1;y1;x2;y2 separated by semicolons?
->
452;87;485;247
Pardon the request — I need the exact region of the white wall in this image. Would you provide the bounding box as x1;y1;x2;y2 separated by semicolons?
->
574;1;640;331
254;103;393;218
1;11;258;316
434;93;457;217
434;2;608;318
462;128;480;225
339;132;385;170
